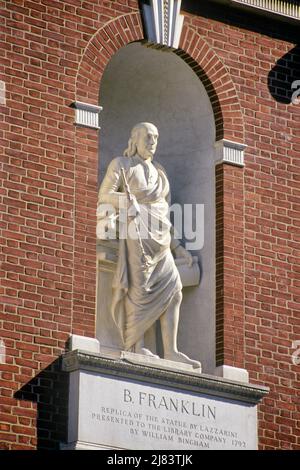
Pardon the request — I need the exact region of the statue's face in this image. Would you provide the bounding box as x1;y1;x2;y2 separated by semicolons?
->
135;124;159;160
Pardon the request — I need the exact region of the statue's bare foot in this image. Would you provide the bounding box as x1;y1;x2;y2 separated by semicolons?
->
164;351;201;369
135;347;159;359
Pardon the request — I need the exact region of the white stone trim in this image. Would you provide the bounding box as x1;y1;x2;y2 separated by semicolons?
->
142;0;185;48
68;334;100;354
62;350;268;403
0;80;6;105
71;101;103;129
231;0;300;20
215;365;249;384
215;139;247;167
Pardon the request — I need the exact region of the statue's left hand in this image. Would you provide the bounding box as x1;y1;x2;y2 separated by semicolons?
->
173;245;193;267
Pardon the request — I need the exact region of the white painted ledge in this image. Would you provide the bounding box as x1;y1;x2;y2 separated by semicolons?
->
215;139;247;167
68;334;100;354
71;101;103;129
215;365;249;383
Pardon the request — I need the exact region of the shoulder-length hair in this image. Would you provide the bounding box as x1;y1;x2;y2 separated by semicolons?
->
123;122;158;157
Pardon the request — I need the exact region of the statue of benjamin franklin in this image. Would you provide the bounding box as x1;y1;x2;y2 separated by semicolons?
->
97;122;200;368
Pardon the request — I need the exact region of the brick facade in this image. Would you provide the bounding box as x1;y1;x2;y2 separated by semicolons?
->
0;0;299;449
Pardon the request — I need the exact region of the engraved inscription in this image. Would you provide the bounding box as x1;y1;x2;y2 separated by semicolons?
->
123;389;216;419
86;383;254;449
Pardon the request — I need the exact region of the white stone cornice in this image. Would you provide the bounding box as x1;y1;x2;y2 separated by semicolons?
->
71;101;103;129
215;139;247;167
142;0;185;49
61;350;269;403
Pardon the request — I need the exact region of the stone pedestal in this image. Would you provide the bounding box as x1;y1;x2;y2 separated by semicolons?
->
61;350;268;450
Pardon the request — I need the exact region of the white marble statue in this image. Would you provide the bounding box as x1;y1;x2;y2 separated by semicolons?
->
97;122;201;368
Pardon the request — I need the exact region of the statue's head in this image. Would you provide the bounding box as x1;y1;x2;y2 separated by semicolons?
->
124;122;159;160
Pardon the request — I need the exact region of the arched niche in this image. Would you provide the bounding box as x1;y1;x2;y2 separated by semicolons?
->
97;42;216;373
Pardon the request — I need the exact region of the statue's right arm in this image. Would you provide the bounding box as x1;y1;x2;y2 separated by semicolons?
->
98;158;126;209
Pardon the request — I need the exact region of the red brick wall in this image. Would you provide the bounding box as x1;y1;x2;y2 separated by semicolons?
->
184;14;299;449
0;0;140;450
0;0;299;450
215;163;245;369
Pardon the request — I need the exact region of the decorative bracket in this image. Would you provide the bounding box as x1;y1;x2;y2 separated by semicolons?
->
215;139;247;167
142;0;185;49
71;101;103;129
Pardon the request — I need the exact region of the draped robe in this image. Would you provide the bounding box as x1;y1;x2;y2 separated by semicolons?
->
98;155;182;350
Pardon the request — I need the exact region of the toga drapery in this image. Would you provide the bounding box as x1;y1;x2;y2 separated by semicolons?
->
98;155;182;350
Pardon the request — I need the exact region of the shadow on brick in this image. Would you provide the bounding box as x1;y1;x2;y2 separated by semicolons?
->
14;358;69;450
268;45;300;104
